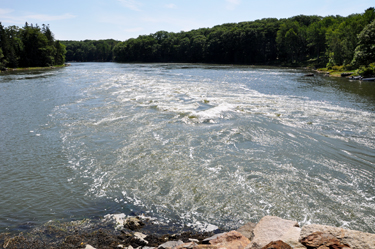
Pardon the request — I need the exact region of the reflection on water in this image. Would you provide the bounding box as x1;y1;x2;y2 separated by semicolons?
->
0;63;375;234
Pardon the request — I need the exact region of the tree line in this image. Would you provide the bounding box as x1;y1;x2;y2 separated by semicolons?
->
0;22;66;69
113;7;375;69
60;39;120;62
2;8;373;71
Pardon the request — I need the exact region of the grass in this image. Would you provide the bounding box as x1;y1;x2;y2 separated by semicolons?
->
316;66;359;77
1;64;68;73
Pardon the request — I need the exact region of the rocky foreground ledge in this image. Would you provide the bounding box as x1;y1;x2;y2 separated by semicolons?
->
1;215;375;249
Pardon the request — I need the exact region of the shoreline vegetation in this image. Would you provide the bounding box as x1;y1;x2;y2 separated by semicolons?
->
0;63;70;73
1;7;374;77
1;215;374;248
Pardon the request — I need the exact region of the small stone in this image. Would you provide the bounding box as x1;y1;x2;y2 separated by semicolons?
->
134;232;148;245
261;240;292;249
189;238;199;243
209;230;251;249
158;240;184;248
85;245;96;249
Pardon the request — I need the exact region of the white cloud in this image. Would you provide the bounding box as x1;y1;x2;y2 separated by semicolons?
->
117;0;143;11
225;0;241;10
165;4;177;9
0;8;14;15
25;13;76;21
0;10;75;25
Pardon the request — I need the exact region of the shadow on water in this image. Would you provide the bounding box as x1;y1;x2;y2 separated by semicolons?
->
299;73;375;111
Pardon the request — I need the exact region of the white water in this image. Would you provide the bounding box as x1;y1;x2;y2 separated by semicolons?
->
1;63;375;233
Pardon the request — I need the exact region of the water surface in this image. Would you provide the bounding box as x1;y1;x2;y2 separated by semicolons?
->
1;63;374;233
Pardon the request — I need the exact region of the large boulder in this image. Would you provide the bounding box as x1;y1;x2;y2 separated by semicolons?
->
261;240;292;249
245;216;299;249
237;222;257;240
300;224;375;249
208;230;251;249
300;231;350;248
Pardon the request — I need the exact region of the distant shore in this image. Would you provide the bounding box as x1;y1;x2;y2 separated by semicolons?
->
0;63;70;73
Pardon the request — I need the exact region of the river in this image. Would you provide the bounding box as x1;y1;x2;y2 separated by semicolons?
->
0;62;374;233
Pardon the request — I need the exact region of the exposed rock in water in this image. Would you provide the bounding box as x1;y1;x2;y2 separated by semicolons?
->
124;217;145;231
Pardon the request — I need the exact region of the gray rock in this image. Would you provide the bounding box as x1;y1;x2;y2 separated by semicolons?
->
245;216;299;249
300;224;375;249
158;240;184;248
237;221;257;240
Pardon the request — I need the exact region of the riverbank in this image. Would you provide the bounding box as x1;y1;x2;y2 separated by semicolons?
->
1;215;374;248
0;63;70;73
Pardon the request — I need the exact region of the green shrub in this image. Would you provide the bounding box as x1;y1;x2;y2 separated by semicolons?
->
358;63;375;76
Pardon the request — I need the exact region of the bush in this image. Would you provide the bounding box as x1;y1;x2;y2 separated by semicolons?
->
358;63;375;76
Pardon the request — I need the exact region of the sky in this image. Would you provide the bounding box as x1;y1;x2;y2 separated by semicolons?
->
0;0;374;41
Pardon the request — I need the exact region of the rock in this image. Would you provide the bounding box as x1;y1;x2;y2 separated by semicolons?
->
174;241;198;248
194;246;218;249
300;224;375;249
261;240;292;249
158;240;184;248
209;230;251;249
304;73;314;76
300;231;350;248
202;233;226;244
124;217;145;230
279;227;305;249
341;72;352;77
189;238;199;243
134;232;148;244
237;221;257;240
85;245;96;249
245;216;299;249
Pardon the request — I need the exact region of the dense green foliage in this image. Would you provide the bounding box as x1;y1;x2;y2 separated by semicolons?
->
60;39;120;62
113;7;375;69
0;23;66;69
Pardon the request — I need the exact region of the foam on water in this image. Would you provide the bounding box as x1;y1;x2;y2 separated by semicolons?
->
47;63;375;232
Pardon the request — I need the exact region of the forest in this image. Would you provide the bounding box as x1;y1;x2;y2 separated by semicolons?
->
1;7;374;72
61;39;120;62
112;7;375;72
0;23;66;69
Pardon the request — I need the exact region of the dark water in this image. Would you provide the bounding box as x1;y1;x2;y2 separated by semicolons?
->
1;63;374;233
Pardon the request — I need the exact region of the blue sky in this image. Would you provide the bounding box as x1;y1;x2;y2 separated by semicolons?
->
0;0;373;41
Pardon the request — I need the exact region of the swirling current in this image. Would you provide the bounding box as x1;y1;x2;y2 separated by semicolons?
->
0;63;374;233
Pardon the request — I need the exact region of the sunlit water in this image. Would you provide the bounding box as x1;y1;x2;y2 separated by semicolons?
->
1;63;375;233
